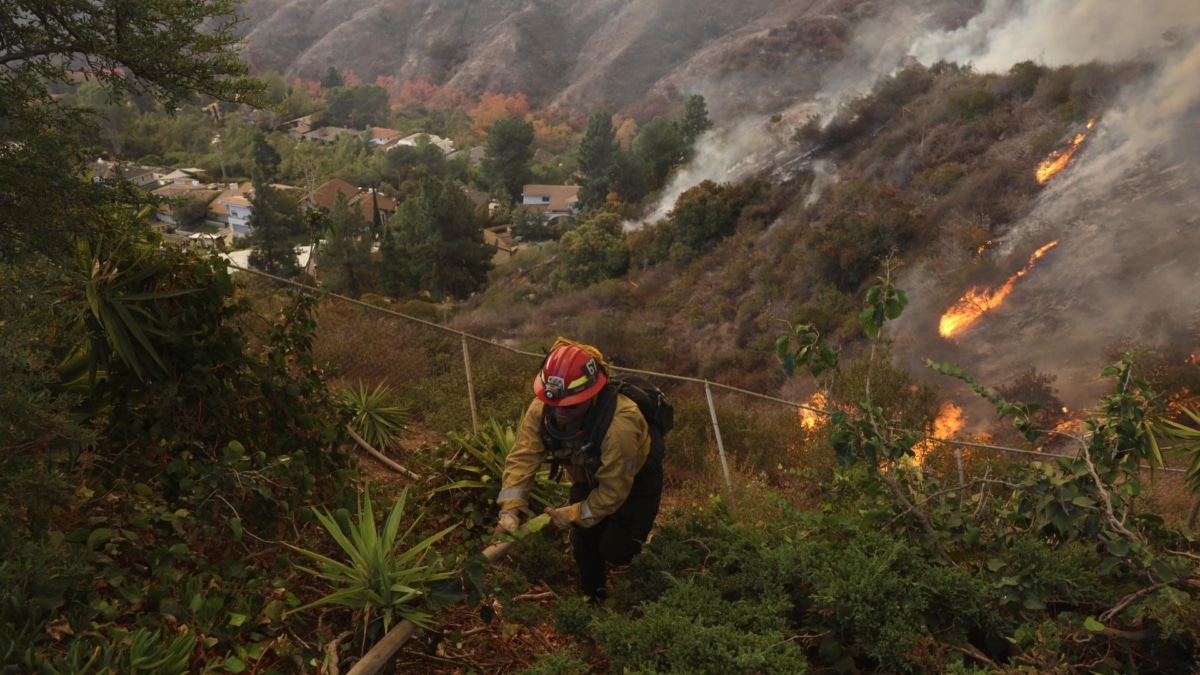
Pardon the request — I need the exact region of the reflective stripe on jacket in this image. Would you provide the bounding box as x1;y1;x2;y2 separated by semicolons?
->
497;395;651;528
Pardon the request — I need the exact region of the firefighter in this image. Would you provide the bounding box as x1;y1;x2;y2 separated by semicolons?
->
494;338;664;602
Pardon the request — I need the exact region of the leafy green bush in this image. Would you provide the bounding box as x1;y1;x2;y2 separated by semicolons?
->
594;577;809;674
926;161;965;195
946;89;997;121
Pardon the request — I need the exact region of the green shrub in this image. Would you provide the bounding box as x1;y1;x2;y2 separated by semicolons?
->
594;578;809;674
1006;60;1046;98
926;162;965;195
946;89;996;121
521;648;591;675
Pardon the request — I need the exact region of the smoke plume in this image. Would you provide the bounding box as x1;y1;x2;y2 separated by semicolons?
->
896;1;1200;412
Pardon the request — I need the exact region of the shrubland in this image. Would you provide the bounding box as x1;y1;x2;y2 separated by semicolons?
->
4;3;1199;673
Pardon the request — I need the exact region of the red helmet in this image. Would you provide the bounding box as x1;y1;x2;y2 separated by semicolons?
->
533;343;608;406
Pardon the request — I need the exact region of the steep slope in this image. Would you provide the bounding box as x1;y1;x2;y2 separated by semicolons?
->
237;0;958;115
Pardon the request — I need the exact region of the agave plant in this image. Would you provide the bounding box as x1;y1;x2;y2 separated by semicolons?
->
339;381;409;450
435;418;566;511
287;487;456;636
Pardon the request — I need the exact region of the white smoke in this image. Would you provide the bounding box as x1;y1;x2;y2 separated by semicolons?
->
909;0;1199;71
895;2;1200;409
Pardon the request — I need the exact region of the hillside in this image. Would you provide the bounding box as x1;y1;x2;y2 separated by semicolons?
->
441;2;1200;430
237;0;973;118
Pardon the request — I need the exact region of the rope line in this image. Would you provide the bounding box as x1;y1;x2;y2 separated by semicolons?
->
228;262;1189;476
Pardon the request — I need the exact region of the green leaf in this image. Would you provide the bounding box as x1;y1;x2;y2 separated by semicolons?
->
1084;617;1105;632
228;612;248;627
87;527;114;551
230;517;243;542
224;655;248;673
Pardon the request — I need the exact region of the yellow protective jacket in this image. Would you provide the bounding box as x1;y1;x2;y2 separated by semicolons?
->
497;394;652;528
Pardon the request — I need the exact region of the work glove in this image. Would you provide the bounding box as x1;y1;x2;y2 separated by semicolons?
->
494;509;520;536
544;505;573;531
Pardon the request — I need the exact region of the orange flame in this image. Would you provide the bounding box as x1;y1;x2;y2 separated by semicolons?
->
914;402;966;463
798;392;827;431
1036;119;1095;184
939;240;1059;339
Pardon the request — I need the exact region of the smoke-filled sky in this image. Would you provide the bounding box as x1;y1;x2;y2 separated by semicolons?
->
649;0;1200;416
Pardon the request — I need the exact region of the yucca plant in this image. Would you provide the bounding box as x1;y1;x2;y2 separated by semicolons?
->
339;381;410;450
288;487;456;639
435;418;566;511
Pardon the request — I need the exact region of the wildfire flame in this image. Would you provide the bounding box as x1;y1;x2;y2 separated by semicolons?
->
798;392;827;431
939;240;1060;339
1036;119;1095;184
914;402;966;464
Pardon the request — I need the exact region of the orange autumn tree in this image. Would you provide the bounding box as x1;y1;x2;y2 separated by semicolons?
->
469;92;530;136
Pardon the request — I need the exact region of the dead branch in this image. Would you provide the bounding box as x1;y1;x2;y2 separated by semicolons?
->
346;426;421;480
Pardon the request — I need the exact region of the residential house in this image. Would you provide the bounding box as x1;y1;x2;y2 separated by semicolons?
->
520;184;580;224
304;178;398;227
533;148;555;165
391;132;456;155
205;182;303;238
92;159;159;189
363;127;405;150
160;168;206;187
207;182;254;235
279;115;313;139
483;226;520;265
302;126;359;145
150;183;220;227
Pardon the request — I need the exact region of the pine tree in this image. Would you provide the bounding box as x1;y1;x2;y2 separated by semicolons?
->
482;117;534;204
315;192;373;296
680;94;714;148
247;180;301;278
577;110;619;210
391;178;494;300
377;223;406;298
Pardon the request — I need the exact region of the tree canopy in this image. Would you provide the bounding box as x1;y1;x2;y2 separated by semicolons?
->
386;177;493;300
577;110;619;210
0;0;260;262
482;117;534;204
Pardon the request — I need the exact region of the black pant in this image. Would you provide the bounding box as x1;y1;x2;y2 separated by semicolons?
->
569;457;663;598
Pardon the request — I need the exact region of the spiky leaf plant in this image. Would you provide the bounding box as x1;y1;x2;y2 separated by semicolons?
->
339;381;409;450
435;418;565;511
288;487;455;637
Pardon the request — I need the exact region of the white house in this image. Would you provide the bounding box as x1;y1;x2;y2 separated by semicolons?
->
520;184;580;223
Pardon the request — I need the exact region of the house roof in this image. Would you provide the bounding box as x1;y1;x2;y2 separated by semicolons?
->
305;179;397;224
160;168;205;184
366;127;404;143
303;127;357;143
152;184;218;199
522;184;580;213
208;182;254;216
533;148;555;165
462;187;492;211
305;178;359;211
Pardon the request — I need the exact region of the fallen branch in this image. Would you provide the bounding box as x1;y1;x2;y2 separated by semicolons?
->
345;515;551;675
512;591;557;602
346;426;421;480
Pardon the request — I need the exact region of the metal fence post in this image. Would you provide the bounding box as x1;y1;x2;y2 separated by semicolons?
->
461;334;479;436
956;448;965;487
704;381;734;500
